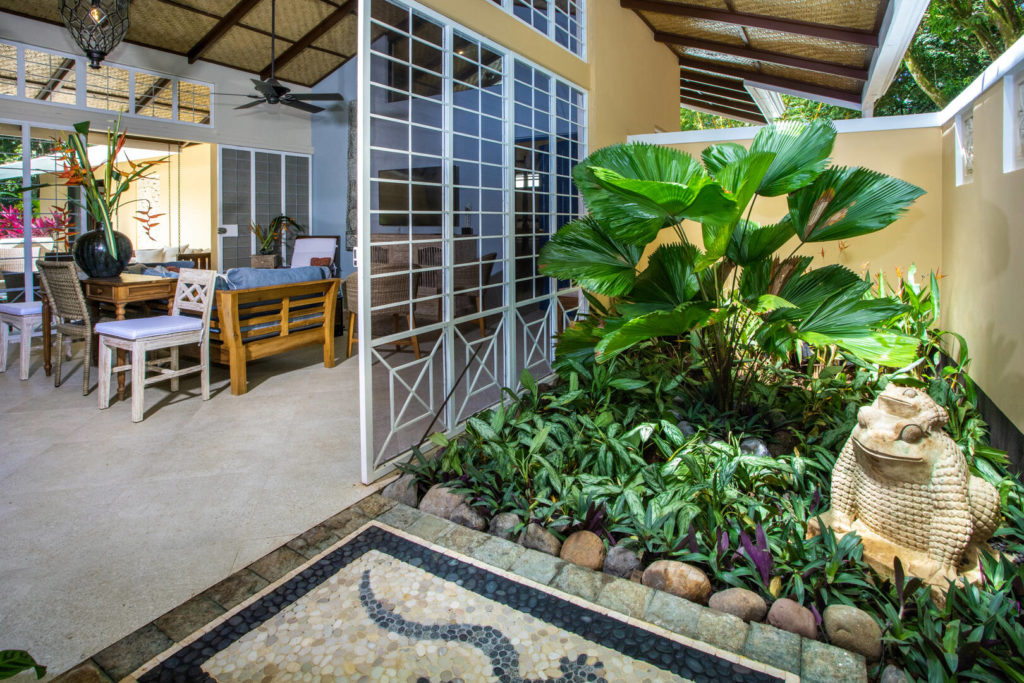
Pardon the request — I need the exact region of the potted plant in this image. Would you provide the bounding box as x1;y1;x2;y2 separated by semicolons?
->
57;117;166;278
248;214;304;268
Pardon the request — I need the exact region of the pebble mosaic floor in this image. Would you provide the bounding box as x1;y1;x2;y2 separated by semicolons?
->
131;523;785;682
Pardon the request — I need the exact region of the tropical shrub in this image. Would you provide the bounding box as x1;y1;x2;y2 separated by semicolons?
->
539;120;925;410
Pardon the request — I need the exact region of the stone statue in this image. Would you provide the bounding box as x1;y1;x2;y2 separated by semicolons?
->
828;385;1001;584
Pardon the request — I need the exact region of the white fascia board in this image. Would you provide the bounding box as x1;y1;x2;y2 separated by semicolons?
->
862;0;930;115
627;112;939;145
746;85;785;121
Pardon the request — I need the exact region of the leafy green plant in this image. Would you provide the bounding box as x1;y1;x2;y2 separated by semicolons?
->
539;121;925;411
0;650;45;680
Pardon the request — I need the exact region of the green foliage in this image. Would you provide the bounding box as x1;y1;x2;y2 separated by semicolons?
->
0;650;45;680
539;121;924;410
406;261;1024;680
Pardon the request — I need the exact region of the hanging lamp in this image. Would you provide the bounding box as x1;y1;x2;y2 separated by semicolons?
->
58;0;130;69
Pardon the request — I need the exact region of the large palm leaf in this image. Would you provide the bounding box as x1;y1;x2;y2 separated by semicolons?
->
538;216;642;296
788;166;926;243
572;143;736;245
701;151;776;258
595;302;717;360
726;218;796;267
749;120;836;196
627;242;700;308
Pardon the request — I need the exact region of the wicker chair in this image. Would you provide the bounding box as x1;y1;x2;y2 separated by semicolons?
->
415;245;443;322
345;267;420;360
454;252;497;336
36;260;94;394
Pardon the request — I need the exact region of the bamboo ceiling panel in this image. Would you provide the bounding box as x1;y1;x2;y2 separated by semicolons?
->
758;62;862;92
275;48;346;86
743;28;871;68
645;14;748;45
626;0;890;115
730;0;879;31
0;0;357;86
312;15;359;55
243;0;336;42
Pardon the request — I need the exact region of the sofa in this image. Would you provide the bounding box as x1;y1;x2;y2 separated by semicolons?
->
209;266;339;395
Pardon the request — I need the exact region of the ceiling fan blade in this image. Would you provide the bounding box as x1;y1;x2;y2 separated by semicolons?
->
288;93;345;101
283;99;324;114
235;99;265;110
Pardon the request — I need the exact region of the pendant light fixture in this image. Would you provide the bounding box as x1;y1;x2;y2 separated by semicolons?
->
59;0;130;69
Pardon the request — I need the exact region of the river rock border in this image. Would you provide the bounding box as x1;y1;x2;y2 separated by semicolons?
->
385;480;873;682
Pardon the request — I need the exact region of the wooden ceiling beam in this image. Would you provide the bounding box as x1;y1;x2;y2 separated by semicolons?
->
33;57;75;101
680;78;753;103
260;0;356;79
681;89;759;114
187;0;263;64
678;66;745;91
680;96;766;124
621;0;879;47
679;57;862;105
658;31;868;80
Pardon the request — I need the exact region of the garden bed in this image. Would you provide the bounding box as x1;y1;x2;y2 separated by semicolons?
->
396;358;1024;682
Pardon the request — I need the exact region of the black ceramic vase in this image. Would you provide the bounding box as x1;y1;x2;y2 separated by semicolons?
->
73;229;133;278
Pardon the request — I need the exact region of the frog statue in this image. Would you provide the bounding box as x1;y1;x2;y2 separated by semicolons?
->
829;385;1001;583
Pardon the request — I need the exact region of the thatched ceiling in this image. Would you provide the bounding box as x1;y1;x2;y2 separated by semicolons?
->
621;0;893;123
0;0;357;87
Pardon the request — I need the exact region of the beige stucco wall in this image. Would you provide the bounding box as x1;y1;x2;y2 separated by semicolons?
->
656;126;945;281
940;79;1024;430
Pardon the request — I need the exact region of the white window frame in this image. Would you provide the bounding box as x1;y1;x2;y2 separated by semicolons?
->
216;145;313;272
954;106;975;186
489;0;587;60
356;0;588;483
0;39;214;128
1003;66;1024;173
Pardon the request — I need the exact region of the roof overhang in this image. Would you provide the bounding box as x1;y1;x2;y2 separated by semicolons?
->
622;0;928;121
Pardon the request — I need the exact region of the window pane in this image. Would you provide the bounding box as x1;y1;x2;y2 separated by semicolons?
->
24;49;76;105
0;43;16;97
178;81;210;124
86;64;130;113
134;72;173;119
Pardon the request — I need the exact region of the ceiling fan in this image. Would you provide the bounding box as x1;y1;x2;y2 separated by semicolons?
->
231;0;343;113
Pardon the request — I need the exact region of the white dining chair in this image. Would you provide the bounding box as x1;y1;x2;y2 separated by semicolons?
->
0;300;44;380
95;268;217;422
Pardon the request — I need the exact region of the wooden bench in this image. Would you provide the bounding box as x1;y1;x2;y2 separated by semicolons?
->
210;278;339;395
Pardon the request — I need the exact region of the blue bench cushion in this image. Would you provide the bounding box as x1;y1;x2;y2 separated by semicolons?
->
96;315;202;340
223;265;330;290
0;301;43;316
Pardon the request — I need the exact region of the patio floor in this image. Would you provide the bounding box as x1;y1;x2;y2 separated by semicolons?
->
0;339;375;677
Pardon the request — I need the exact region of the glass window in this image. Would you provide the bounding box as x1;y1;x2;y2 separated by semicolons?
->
24;49;76;105
490;0;585;58
0;43;15;97
0;41;212;126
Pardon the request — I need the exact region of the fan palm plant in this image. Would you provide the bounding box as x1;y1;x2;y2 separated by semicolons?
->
539;120;925;410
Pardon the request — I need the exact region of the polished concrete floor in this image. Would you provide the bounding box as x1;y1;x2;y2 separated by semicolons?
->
0;339;375;677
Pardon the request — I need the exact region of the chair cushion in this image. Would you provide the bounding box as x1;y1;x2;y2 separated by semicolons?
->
0;301;43;316
95;315;202;340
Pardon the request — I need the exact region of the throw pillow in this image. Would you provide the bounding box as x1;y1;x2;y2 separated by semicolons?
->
310;257;332;267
